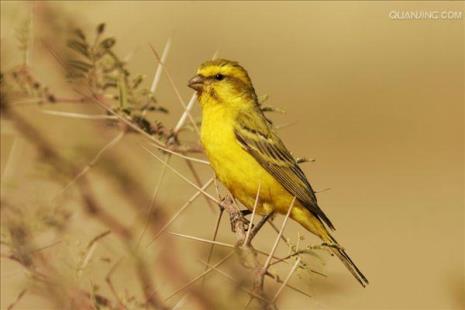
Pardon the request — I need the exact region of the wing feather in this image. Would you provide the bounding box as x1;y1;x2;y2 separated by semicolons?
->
234;109;335;230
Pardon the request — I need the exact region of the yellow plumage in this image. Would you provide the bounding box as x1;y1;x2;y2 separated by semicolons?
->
200;94;318;231
188;59;368;287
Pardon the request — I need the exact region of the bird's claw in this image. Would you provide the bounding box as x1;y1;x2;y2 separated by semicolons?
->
229;212;250;233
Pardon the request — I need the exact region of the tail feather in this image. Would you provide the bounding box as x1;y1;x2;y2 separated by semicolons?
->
291;206;368;287
326;235;369;287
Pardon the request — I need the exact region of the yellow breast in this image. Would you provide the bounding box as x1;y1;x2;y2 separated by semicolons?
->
200;104;294;214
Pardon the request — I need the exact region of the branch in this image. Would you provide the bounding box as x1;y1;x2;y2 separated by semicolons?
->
271;257;301;302
41;110;118;120
2;106;168;309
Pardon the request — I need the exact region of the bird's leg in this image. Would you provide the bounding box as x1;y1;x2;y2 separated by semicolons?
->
228;197;252;231
248;211;275;242
239;210;253;231
230;211;248;233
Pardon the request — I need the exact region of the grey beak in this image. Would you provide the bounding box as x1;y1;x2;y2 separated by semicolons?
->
188;75;205;91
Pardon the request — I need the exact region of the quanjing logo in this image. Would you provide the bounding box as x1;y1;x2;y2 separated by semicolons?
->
389;10;463;20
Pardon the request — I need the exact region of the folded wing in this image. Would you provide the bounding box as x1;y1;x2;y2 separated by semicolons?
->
234;108;335;230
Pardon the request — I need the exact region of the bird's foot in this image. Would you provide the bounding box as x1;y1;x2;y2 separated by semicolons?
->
229;211;250;233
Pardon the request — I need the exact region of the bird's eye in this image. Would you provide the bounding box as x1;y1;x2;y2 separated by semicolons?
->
214;74;224;81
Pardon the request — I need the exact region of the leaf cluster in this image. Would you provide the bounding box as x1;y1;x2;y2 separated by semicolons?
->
66;23;169;138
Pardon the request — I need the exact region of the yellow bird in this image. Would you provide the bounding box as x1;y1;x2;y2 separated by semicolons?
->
188;59;368;287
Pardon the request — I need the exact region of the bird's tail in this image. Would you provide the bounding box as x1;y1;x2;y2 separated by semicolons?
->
291;206;368;287
323;234;369;287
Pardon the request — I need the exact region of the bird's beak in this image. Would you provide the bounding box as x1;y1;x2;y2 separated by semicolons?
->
188;75;205;91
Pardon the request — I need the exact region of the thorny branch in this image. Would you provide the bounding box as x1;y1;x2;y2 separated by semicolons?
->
0;14;324;309
1;105;168;309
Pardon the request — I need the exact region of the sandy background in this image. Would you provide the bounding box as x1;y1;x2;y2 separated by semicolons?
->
1;1;464;309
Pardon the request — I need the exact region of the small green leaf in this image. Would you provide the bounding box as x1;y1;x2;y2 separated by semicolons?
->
74;28;86;41
97;23;106;34
68;60;93;73
100;38;116;50
67;40;90;58
132;74;144;89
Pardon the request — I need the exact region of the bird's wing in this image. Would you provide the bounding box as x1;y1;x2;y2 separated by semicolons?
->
234;108;335;230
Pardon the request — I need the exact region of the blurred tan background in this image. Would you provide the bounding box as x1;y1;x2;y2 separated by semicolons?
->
1;1;464;309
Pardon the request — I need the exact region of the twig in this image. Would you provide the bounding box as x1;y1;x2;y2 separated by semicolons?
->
202;207;224;284
13;97;87;106
78;230;111;277
138;38;212;243
269;250;309;267
244;184;260;246
78;243;97;277
91;95;206;163
166;50;215;213
148;177;214;244
164;251;234;301
268;221;292;249
173;93;197;133
244;296;254;309
7;289;27;310
266;224;326;275
169;232;235;249
271;257;301;303
263;197;295;270
1;137;23;193
136;155;170;247
148;44;199;135
149;38;171;94
172;49;217;134
146;143;209;165
53;130;126;199
169;232;282;261
265;272;312;300
105;258;126;309
141;146;221;205
172;295;188;310
184;159;215;211
29;240;63;254
247;197;296;307
201;176;224;286
86;230;111;250
198;260;267;302
41;110;118;120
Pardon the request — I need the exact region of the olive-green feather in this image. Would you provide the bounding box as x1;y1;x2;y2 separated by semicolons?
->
234;107;335;230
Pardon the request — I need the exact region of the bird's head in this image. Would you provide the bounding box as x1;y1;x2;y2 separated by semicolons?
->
188;59;257;107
